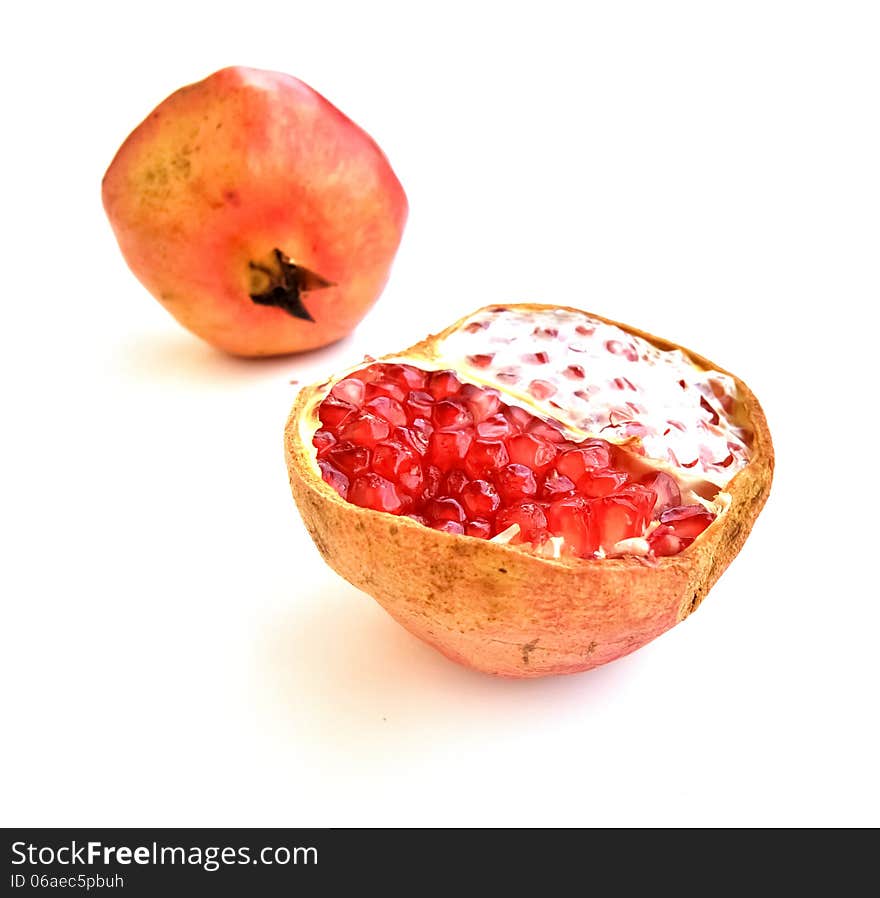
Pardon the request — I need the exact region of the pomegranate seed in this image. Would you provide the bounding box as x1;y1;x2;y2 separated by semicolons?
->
318;461;350;500
460;480;501;518
426;370;460;400
444;469;470;495
391;425;420;453
648;525;682;557
383;364;426;390
312;430;336;457
541;470;576;499
527;419;566;442
319;396;358;428
465;440;510;478
327;443;370;477
465;519;493;539
575;324;595;336
409;417;434;450
605;340;639;362
464;321;487;333
592;495;649;550
496;464;538;503
528;379;557;400
639;472;681;516
522;351;550;364
466;353;494;368
507;433;558;470
504;405;532;433
339;412;391;446
365;395;407;426
427;429;473;471
426;497;466;524
432;520;465;535
532;326;559;339
659;505;715;539
459;383;502;422
405;390;434;421
564;365;585;379
421;465;442;501
372;442;424;495
476;414;511;439
546;497;597;557
555;441;612;480
365;380;406;402
432;399;474;430
330;378;366;406
496;502;548;543
577;469;628;498
614;483;657;522
349;473;410;514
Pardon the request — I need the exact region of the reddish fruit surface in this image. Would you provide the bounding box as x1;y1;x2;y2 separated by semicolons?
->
285;303;774;677
102;66;407;357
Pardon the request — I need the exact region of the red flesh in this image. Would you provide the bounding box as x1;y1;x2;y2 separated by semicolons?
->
314;364;715;558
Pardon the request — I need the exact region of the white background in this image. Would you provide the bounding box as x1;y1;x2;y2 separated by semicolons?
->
2;0;877;827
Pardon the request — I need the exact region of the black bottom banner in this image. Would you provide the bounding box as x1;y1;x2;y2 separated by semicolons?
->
1;827;860;893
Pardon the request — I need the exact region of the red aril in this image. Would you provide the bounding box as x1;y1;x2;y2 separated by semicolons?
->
496;502;548;543
313;430;336;456
348;473;410;514
495;464;539;504
339;412;391;445
444;469;470;495
427;430;473;470
460;480;501;519
555;442;612;480
365;395;407;426
640;471;681;515
541;470;576;500
426;370;460;400
318;396;357;429
576;469;629;498
327;443;370;477
507;433;558;470
546;497;596;557
432;399;474;430
659;505;715;539
465;440;510;478
426;497;466;524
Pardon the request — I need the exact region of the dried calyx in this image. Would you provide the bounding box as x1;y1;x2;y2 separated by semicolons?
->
306;306;749;562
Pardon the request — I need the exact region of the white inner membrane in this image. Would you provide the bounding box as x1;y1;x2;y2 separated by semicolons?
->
437;306;750;487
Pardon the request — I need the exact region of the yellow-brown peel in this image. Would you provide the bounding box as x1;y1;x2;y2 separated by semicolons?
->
284;304;774;677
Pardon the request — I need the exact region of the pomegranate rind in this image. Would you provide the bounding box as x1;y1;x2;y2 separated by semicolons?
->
284;304;774;677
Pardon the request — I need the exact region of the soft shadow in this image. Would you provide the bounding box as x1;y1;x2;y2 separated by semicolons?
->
116;329;361;389
260;580;646;761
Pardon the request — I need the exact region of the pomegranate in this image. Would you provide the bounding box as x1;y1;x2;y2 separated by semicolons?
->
285;304;773;677
102;67;407;357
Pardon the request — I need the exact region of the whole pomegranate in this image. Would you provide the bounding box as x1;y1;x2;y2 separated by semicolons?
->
102;66;407;357
285;304;773;677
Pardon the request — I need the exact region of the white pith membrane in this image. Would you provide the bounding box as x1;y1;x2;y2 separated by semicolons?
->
300;306;747;561
439;307;750;485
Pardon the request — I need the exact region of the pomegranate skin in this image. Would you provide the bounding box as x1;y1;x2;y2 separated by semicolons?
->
103;66;407;357
284;305;774;677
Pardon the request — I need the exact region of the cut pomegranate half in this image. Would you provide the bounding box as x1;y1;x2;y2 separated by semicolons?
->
285;303;773;677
